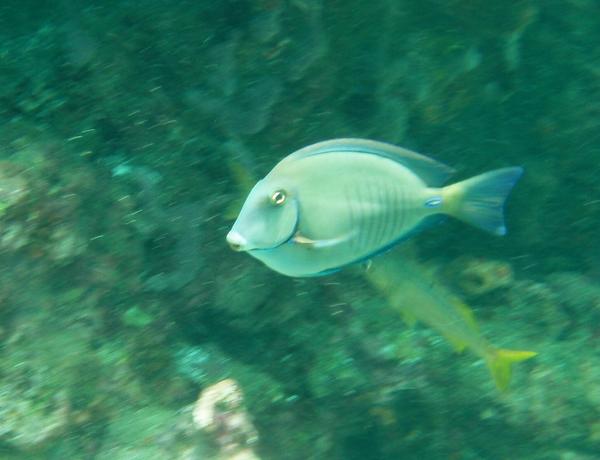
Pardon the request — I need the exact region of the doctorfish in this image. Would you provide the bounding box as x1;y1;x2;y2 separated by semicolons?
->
226;138;523;277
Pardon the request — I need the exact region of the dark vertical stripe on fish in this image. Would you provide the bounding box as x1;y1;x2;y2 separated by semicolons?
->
376;183;386;247
349;183;363;253
386;183;396;244
384;182;396;244
362;181;374;251
377;182;390;248
398;186;406;236
371;182;382;249
346;186;357;253
364;181;377;252
389;183;399;242
372;181;384;249
377;184;390;246
391;186;402;239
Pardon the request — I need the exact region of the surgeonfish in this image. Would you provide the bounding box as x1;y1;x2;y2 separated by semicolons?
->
226;138;523;277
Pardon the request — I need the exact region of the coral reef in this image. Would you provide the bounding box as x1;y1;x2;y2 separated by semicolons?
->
193;379;260;459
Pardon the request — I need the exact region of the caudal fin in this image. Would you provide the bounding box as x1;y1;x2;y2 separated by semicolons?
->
486;348;537;391
443;167;523;235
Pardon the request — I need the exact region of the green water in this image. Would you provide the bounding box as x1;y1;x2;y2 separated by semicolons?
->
0;1;598;459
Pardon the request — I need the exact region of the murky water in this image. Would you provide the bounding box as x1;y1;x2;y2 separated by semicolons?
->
0;1;598;459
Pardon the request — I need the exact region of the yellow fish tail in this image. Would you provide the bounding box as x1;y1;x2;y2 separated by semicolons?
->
486;348;537;391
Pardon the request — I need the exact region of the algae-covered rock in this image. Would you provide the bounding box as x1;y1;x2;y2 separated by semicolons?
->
307;344;370;400
193;379;260;458
0;310;98;451
447;256;514;297
97;406;215;460
174;343;286;412
0;162;28;215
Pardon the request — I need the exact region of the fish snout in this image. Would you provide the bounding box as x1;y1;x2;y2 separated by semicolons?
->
226;230;248;252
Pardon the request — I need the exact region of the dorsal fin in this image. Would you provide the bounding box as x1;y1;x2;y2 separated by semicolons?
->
282;138;455;186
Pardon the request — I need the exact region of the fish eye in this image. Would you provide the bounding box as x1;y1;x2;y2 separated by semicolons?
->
270;190;286;206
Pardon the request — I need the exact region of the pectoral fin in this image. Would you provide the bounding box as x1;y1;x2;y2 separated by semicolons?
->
292;231;354;249
292;233;317;246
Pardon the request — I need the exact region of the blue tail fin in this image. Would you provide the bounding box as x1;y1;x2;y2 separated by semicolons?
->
446;167;523;235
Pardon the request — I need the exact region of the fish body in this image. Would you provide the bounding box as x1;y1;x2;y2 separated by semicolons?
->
227;139;523;277
364;253;536;390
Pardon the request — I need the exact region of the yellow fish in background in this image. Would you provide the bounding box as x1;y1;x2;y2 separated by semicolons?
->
364;252;537;391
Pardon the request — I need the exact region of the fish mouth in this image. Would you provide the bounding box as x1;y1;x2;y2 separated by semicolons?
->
227;202;300;252
226;231;249;252
226;220;299;253
226;229;296;253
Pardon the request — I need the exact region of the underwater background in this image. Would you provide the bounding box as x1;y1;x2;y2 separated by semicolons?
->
0;1;598;459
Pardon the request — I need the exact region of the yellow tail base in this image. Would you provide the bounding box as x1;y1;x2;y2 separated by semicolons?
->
486;348;538;391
